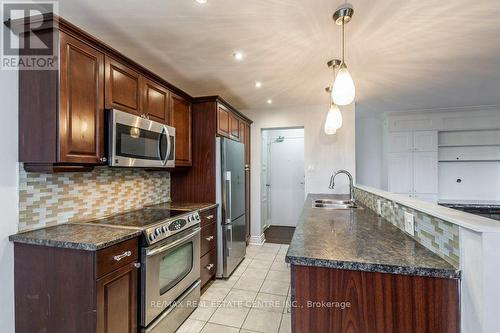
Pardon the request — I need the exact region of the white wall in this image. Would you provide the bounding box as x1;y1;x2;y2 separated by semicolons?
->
0;69;18;331
355;109;385;189
244;103;355;239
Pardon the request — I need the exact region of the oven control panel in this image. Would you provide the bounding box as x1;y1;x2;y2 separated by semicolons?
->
168;219;187;232
145;211;201;244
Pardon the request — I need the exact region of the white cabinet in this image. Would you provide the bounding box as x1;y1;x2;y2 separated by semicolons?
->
388;153;413;193
414;131;438;152
413;152;438;193
388;132;413;153
387;130;438;199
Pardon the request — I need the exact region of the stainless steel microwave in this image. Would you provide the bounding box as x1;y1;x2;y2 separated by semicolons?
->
108;109;175;168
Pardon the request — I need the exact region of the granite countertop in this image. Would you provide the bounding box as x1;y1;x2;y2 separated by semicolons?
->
147;202;218;212
9;224;141;251
286;194;460;279
9;202;217;251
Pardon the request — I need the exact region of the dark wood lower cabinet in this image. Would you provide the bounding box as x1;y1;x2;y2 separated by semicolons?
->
200;208;218;290
291;265;460;333
14;238;139;333
96;263;137;333
201;248;217;288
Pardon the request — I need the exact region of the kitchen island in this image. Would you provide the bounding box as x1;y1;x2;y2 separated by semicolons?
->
286;194;460;333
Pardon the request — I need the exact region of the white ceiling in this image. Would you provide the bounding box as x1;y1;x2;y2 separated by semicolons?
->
59;0;500;112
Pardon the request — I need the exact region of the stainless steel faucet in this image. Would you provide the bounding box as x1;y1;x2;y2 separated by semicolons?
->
329;170;355;202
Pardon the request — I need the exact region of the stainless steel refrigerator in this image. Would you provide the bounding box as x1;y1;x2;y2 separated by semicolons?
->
216;137;246;278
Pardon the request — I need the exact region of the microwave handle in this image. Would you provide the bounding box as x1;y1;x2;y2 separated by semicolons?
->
159;126;171;166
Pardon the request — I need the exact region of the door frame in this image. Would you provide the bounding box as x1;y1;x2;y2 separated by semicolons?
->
260;127;305;229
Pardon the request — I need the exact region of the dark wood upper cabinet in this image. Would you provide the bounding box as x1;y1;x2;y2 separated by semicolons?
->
17;16;194;172
171;94;192;166
105;56;142;115
59;32;105;164
230;114;240;141
19;28;107;171
216;102;243;141
217;104;231;137
142;77;170;124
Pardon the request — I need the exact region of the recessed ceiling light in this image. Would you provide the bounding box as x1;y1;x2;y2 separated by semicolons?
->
267;99;273;104
255;81;262;88
233;51;244;61
195;0;207;4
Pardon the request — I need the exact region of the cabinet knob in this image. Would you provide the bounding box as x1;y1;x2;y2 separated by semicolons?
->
133;262;141;269
100;157;107;163
205;236;214;241
206;215;214;220
205;264;214;271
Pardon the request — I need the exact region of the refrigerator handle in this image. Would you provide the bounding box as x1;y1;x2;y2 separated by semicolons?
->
226;171;232;223
227;224;233;257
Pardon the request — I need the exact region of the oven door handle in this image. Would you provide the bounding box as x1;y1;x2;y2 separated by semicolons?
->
146;227;200;257
158;125;171;166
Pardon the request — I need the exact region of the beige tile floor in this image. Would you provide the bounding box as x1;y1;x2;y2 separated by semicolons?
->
177;243;291;333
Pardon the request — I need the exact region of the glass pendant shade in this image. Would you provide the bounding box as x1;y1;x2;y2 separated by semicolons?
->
324;103;343;135
331;64;355;106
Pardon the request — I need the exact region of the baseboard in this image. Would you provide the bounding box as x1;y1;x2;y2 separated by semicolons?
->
249;233;265;245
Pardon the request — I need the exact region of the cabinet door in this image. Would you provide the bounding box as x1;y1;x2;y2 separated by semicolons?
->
414;131;438;152
230;114;240;140
413;152;438;193
217;104;231;137
59;32;105;164
105;56;142;115
170;94;192;166
388;132;413;153
96;263;138;333
142;77;170;124
388;153;413;193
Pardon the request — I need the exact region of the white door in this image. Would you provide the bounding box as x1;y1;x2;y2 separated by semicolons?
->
413;131;438;152
413;151;438;193
269;137;305;226
388;132;413;153
388;152;413;193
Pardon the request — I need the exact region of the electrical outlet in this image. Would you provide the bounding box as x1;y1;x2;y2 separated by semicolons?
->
404;212;415;236
376;200;382;215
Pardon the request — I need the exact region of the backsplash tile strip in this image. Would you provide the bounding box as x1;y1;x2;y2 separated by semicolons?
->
19;166;170;231
354;187;460;268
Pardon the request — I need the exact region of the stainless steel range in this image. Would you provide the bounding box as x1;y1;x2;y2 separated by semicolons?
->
83;207;201;333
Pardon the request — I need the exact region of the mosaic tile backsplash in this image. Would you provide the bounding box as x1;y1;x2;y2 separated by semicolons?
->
19;166;170;231
354;187;460;268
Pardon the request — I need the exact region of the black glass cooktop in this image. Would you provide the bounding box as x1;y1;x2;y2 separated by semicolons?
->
85;208;189;228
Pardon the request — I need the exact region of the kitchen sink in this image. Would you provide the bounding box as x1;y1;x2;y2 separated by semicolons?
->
312;199;362;210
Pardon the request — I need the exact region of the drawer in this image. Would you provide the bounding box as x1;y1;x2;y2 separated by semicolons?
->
201;222;217;256
200;248;217;288
200;208;216;227
96;238;139;278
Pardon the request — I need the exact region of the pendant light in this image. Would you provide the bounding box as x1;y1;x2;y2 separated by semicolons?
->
324;62;343;135
331;6;355;106
324;103;343;135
